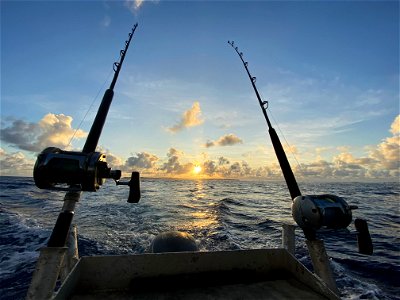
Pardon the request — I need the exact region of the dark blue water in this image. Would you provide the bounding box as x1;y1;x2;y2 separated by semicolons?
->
0;176;399;299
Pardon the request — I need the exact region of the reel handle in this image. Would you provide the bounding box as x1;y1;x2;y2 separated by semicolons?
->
355;219;373;255
117;171;141;203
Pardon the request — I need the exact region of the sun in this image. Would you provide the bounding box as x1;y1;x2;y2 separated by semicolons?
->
193;165;202;175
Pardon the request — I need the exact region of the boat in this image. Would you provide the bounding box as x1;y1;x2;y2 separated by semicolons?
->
26;24;373;300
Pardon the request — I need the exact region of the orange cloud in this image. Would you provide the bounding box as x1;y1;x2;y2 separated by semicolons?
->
205;134;243;148
369;114;400;173
168;102;204;133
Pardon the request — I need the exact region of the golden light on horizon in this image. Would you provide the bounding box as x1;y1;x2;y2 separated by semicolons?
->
193;165;202;174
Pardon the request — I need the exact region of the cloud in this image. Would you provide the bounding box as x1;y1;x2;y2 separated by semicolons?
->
2;113;396;180
167;102;204;133
124;0;144;12
0;120;39;152
205;134;243;148
125;152;159;170
101;15;111;27
218;156;230;165
159;148;193;175
368;115;400;173
0;148;34;176
199;115;399;180
390;114;400;135
94;148;160;176
294;160;334;177
283;144;298;155
124;0;159;13
0;114;87;153
95;146;125;170
291;116;399;179
202;160;218;176
198;158;280;179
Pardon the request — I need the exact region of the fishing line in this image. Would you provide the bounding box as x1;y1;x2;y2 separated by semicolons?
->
67;69;114;148
267;107;305;176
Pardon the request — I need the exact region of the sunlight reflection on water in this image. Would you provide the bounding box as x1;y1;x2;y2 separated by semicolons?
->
1;177;399;299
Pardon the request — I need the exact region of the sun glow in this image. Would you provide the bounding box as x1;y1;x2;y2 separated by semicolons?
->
193;165;202;174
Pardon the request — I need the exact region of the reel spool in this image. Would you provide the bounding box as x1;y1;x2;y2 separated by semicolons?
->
292;194;357;230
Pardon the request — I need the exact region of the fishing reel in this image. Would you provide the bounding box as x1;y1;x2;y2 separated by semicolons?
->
34;147;119;191
33;147;140;203
292;194;372;254
292;194;357;230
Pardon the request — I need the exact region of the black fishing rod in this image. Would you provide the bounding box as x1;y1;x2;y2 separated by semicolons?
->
228;41;301;201
83;23;138;153
228;41;372;254
33;24;140;248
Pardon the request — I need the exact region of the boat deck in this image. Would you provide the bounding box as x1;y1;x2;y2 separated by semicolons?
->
55;249;339;300
69;276;330;300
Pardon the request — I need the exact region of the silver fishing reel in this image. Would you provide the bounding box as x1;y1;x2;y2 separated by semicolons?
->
292;194;357;230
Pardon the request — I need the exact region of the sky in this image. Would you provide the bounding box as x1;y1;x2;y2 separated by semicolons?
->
1;0;399;181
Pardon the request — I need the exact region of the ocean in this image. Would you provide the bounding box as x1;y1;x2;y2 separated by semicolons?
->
0;176;399;299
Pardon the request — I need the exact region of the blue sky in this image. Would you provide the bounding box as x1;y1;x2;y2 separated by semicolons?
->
1;0;399;180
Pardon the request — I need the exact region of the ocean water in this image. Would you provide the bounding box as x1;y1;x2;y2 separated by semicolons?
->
0;176;399;299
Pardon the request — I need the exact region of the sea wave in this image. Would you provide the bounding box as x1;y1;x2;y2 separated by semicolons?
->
0;177;399;299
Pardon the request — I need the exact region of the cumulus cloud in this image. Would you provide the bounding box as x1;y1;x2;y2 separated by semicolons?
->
167;102;204;133
2;113;396;180
390;115;400;135
94;148;160;176
218;156;230;165
197;158;281;179
0;148;34;176
291;116;399;180
125;152;159;170
295;160;334;177
159;148;193;175
197;114;399;180
202;160;218;176
368;114;400;174
205;134;243;148
0;114;87;153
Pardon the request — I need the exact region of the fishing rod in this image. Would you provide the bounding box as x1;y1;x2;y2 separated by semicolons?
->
228;40;300;201
83;23;138;153
33;24;140;248
228;41;372;253
28;25;142;299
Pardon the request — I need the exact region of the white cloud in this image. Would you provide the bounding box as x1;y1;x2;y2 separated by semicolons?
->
124;0;143;12
101;15;111;27
0;148;34;176
124;0;159;13
0;114;87;153
390;115;400;135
